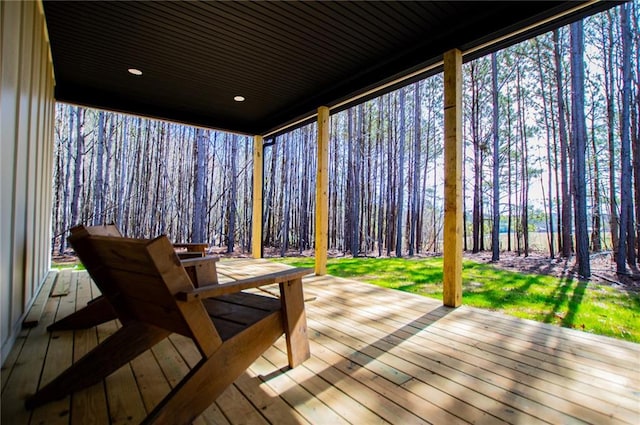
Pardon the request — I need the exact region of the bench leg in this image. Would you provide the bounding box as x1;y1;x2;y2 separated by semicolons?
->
143;313;283;425
279;278;310;368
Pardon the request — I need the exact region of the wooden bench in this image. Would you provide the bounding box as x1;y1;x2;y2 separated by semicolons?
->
47;224;218;331
27;232;311;424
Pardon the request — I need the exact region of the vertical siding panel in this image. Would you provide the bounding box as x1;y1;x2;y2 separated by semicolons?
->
26;0;40;311
36;14;52;291
1;0;55;363
44;61;55;278
0;1;21;357
10;0;28;333
28;2;43;300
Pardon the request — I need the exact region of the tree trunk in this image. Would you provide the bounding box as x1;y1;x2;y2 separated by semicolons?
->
617;4;635;273
516;62;529;257
410;81;421;256
387;94;396;257
59;107;74;254
346;108;360;256
554;29;573;258
396;88;406;257
535;38;556;259
570;20;590;278
192;128;206;242
70;107;84;227
632;1;640;262
601;11;620;255
377;98;385;256
491;52;500;261
116;115;128;231
590;102;602;252
227;134;238;253
507;90;513;252
471;62;482;254
93;111;105;225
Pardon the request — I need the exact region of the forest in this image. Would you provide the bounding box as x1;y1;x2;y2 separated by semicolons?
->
51;3;640;278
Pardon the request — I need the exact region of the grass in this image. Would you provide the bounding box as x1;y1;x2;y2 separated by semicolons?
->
271;256;640;343
51;262;85;271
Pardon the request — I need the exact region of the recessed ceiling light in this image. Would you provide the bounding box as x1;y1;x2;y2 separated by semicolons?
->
128;68;143;76
234;95;245;102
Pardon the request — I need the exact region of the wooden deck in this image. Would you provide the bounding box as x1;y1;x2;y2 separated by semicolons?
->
2;259;639;425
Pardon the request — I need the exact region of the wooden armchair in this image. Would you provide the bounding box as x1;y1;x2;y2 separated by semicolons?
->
47;224;218;331
26;232;311;424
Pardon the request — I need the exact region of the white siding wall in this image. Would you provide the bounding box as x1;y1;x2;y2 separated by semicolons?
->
1;0;55;364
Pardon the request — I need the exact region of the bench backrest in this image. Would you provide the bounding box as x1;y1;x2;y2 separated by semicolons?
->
68;230;221;353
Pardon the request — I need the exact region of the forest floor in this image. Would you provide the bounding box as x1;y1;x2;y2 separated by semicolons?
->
462;250;640;295
261;247;640;295
53;247;640;295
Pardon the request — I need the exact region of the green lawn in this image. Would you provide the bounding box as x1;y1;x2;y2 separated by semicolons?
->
51;262;85;271
271;256;640;343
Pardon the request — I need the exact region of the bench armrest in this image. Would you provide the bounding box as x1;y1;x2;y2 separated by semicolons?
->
180;256;219;267
181;256;220;287
176;268;312;301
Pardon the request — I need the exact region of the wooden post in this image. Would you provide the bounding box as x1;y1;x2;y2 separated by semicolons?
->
252;135;263;259
315;107;330;275
443;49;463;307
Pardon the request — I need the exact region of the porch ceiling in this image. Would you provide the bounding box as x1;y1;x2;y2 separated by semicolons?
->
43;1;615;136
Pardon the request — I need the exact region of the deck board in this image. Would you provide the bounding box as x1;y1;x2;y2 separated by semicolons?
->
305;281;637;423
2;259;639;425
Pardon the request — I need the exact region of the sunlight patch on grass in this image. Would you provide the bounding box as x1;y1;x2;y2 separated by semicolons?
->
271;256;640;343
51;262;85;271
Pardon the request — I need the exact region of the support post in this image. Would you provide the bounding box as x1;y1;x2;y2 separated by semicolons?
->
315;107;330;275
443;49;463;307
252;135;263;259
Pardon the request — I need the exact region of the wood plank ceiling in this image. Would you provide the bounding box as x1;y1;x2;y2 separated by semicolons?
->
42;1;617;136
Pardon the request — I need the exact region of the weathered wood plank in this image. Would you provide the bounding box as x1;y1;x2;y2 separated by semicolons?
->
70;327;109;425
166;335;231;424
69;270;109;425
250;353;349;425
234;368;311;425
301;336;467;425
2;264;638;425
0;327;28;392
30;271;79;424
153;337;191;386
307;276;640;400
23;269;57;327
1;293;61;425
306;274;640;379
51;269;72;297
195;404;231;425
262;345;388;424
305;283;636;424
215;383;270;425
272;338;425;425
204;297;279;325
130;350;171;413
305;310;532;424
98;321;148;425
